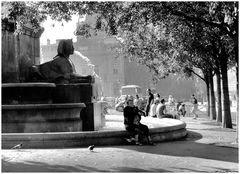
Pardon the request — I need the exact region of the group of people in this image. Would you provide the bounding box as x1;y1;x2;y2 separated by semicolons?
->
122;90;199;145
122;89;176;146
140;89;179;119
134;89;199;119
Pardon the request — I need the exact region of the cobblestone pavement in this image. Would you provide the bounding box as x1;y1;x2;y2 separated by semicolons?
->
2;108;239;172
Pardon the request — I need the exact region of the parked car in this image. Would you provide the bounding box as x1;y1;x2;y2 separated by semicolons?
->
120;85;142;97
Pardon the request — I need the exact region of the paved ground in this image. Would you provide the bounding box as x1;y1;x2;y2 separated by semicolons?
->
2;107;239;172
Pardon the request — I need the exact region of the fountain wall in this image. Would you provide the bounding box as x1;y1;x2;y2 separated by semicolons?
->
2;20;44;83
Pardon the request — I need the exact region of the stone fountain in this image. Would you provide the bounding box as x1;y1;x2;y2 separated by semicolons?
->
2;19;106;148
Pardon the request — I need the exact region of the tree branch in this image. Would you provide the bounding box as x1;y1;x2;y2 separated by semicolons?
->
163;4;232;36
189;68;205;82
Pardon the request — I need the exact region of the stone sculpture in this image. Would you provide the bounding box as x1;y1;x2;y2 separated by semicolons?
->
28;39;94;84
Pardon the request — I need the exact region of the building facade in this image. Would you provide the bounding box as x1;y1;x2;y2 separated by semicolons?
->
41;34;124;97
40;15;201;100
41;34;199;101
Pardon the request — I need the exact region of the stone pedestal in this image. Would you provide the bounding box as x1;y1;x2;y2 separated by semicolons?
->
2;83;86;133
52;83;95;131
52;83;92;103
2;103;85;133
2;83;55;104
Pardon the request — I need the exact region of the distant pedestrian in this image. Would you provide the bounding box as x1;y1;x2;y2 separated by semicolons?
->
145;89;154;116
191;94;198;119
168;95;175;106
176;102;182;111
149;99;160;118
178;104;186;117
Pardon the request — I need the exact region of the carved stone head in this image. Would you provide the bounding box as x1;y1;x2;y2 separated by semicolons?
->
57;39;74;58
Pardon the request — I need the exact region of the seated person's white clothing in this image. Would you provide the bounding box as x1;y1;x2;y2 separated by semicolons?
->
156;103;173;118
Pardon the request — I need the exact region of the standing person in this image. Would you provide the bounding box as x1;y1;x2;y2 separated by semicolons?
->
123;98;154;145
145;89;154;116
191;94;199;119
149;99;160;117
176;101;182;112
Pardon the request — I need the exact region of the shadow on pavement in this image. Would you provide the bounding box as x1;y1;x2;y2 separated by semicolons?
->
200;121;237;128
118;132;238;163
200;127;237;132
171;167;208;173
172;166;238;173
184;130;203;141
2;160;108;172
205;166;238;173
109;166;170;172
2;159;171;172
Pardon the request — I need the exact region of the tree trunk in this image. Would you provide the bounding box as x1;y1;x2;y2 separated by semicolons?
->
234;3;239;142
216;66;222;122
220;56;232;128
204;73;210;117
208;70;216;120
235;44;239;142
235;63;238;142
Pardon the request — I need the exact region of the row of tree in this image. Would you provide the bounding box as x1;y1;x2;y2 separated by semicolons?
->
2;2;238;129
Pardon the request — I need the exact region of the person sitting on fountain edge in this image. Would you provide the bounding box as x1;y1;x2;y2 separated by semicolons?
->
123;97;154;145
29;39;94;84
156;99;177;119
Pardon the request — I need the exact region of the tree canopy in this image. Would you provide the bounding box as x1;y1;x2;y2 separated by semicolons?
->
1;1;238;77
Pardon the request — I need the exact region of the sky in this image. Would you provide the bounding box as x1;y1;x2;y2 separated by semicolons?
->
40;15;82;45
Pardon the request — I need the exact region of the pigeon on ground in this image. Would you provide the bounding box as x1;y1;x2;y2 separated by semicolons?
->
11;143;23;149
88;145;95;151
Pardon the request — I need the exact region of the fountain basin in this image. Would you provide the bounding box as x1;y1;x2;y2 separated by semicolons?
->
2;103;86;133
1;118;187;149
2;83;56;104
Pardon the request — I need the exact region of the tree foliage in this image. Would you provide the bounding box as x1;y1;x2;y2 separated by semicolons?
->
1;1;238;77
1;1;47;33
